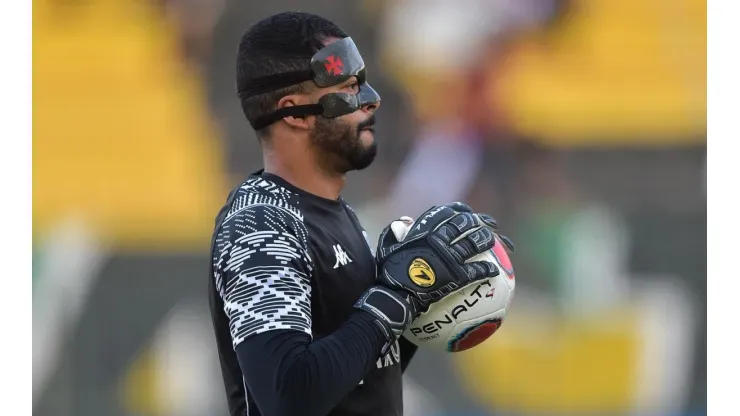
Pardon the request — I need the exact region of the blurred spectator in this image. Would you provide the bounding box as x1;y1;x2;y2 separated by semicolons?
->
160;0;226;75
370;0;561;219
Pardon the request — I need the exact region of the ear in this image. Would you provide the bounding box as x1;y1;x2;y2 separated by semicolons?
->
277;94;312;131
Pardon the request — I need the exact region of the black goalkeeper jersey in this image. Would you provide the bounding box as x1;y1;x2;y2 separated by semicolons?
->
209;171;409;416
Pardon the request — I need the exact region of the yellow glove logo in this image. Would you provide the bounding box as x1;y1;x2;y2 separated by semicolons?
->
409;258;436;287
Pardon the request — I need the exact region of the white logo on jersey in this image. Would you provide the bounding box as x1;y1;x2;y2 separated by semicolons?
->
333;244;353;269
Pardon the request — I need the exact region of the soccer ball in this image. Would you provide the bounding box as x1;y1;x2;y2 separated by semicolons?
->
392;218;516;352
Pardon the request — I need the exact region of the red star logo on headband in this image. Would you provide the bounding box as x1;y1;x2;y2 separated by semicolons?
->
324;55;344;76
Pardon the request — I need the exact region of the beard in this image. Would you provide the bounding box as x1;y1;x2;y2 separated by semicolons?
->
310;114;377;174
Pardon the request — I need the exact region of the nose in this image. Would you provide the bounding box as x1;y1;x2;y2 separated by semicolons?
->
358;83;381;114
362;100;380;114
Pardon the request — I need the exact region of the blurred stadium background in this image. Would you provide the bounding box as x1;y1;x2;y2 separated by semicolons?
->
32;0;706;415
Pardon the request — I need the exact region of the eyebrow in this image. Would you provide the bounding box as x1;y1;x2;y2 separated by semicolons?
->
340;77;358;87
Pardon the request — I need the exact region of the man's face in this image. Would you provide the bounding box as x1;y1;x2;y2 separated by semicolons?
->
307;77;379;174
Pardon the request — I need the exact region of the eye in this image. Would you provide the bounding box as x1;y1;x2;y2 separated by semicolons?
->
347;82;360;93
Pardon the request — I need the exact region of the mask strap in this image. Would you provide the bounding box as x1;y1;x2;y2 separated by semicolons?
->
249;104;324;131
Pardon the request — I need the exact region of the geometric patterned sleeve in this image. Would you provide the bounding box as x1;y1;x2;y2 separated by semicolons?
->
213;202;314;349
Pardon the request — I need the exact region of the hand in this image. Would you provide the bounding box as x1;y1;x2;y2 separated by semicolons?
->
376;202;504;311
353;286;417;355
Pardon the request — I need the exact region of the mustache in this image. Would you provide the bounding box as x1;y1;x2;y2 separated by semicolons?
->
357;115;376;131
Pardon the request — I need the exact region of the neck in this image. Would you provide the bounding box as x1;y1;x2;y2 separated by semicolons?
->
263;150;345;201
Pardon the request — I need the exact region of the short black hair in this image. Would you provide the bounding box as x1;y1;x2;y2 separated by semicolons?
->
236;12;348;137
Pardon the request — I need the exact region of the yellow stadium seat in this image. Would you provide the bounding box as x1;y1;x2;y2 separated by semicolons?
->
488;0;706;145
33;0;227;250
455;309;640;414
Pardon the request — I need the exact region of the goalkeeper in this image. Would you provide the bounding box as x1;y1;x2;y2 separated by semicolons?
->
208;11;513;416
